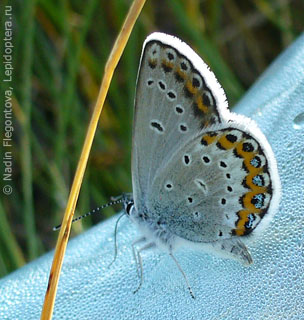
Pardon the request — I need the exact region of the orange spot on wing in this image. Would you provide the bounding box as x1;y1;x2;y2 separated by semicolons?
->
245;170;264;191
242;191;265;212
148;58;157;68
234;210;249;235
234;210;255;236
217;135;238;150
175;67;187;80
185;80;198;95
201;133;218;145
196;95;208;114
161;59;174;70
235;142;254;161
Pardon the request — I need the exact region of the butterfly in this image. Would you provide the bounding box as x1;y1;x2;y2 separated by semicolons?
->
120;33;281;298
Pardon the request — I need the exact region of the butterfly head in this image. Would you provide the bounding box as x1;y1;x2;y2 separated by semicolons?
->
122;193;135;216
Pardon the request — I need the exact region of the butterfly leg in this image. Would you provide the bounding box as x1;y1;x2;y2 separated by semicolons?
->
169;253;195;299
133;242;155;294
211;239;253;266
132;237;146;277
108;213;126;268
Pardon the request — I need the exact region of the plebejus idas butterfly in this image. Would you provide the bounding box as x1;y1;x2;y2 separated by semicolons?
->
119;33;281;298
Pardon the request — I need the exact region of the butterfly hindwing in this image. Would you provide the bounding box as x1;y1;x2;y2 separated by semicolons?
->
147;120;280;243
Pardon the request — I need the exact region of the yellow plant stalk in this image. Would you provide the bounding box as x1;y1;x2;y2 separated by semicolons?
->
40;0;147;319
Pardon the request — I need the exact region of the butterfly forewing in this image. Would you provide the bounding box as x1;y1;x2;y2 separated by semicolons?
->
132;34;228;213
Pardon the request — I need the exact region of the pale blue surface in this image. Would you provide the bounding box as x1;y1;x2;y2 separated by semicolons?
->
1;34;304;319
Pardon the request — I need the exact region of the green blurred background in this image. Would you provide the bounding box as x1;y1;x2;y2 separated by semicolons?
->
0;0;303;278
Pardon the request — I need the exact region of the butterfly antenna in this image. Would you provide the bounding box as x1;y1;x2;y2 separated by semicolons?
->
53;198;124;231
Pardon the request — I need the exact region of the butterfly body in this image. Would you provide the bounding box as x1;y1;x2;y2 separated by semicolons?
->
122;33;281;294
123;194;178;253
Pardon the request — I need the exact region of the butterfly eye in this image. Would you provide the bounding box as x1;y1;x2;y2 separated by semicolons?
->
126;201;134;215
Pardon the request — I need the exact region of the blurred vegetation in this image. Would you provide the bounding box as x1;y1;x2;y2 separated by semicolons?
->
0;0;303;277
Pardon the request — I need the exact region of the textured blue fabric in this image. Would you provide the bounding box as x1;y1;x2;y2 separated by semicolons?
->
1;34;304;319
